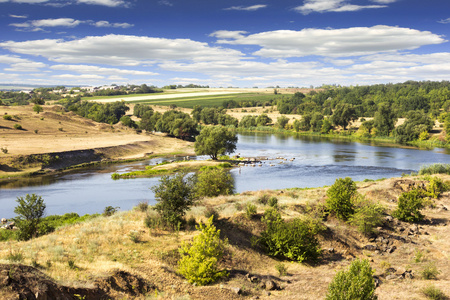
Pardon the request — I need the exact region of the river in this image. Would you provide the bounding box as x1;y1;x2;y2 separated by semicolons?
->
1;133;449;218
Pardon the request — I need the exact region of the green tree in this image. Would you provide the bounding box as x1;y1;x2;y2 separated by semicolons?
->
373;103;396;136
33;104;43;114
14;194;46;241
120;115;137;128
194;126;237;160
238;115;257;128
195;167;234;198
310;112;324;132
326;177;357;220
321;118;333;133
393;189;425;222
276;115;289;129
256;113;272;126
326;259;377;300
178;216;228;285
394;110;434;143
331;103;358;130
348;197;385;235
151;173;197;229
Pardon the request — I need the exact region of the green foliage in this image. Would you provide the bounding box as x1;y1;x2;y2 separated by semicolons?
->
419;164;450;175
133;103;154;118
276;115;289;129
14;193;46;241
155;110;198;140
0;229;17;241
326;259;377;300
194;126;237;160
152;173;197;229
245;203;257;219
62;99;129;124
258;194;270;205
348;197;385;235
33;104;43;114
422;262;441;280
120;115;137;128
204;207;220;222
373;103;396;136
268;196;278;208
238;115;257;128
421;285;448;300
14;123;22;130
135;201;149;212
426;176;448;198
321;118;333;133
393;189;425;222
195;167;234;198
178;216;228;285
394;110;434;143
275;263;288;276
3;114;12;120
326;177;357;221
7;249;24;262
259;208;322;262
331;103;358;130
256;113;272;126
38;212;99;235
103;206;119;217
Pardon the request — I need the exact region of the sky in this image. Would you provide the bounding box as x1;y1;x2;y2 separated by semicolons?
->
0;0;449;88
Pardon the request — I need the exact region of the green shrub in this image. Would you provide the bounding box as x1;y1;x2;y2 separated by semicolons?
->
204;206;220;222
348;197;385;235
144;211;165;229
7;249;24;262
419;164;450;175
326;177;357;220
422;262;440;280
103;206;119;217
268;196;278;208
393;189;425;222
426;176;448;198
1;147;7;154
326;259;377;300
421;285;448;300
14;193;46;241
194;167;234;198
259;208;322;262
275;263;288;276
3;114;12;120
178;216;228;285
14;123;22;130
135;201;149;212
258;194;270;205
245;203;257;219
152;173;197;230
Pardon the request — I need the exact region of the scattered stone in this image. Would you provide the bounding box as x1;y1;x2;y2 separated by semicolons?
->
368;237;376;242
1;218;6;224
385;216;393;222
230;287;242;295
264;280;277;291
386;246;396;254
386;267;396;274
386;274;400;281
373;276;381;287
364;245;377;251
328;248;335;253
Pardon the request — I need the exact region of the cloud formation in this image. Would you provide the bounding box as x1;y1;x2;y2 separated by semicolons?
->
10;18;133;31
212;26;446;58
224;5;267;11
0;0;129;6
294;0;386;14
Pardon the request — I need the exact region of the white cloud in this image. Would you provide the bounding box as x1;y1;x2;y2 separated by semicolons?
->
209;30;248;40
213;26;446;58
158;0;173;6
224;5;267;11
9;14;28;18
4;61;47;72
294;0;386;14
50;64;158;76
0;0;129;6
370;0;397;3
0;34;244;66
53;73;105;79
93;21;134;28
76;0;126;7
33;18;82;27
438;18;450;24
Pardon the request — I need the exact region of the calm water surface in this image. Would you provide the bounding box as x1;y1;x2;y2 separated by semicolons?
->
1;133;449;218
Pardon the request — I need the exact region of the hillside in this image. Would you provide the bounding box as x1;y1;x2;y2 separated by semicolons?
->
0;175;449;299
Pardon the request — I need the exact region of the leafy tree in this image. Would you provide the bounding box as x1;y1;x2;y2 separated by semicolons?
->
394;110;434;143
155;110;198;140
331;103;358;130
393;189;425;222
195;126;237;160
321;118;333;133
348;197;385;235
293;119;301;132
310;112;324;132
33;104;43;114
133;103;154;118
178;216;228;285
326;259;377;300
238;115;257;128
373;103;396;136
256;113;272;126
300;113;312;131
139;110;156;132
217;113;238;127
151;173;197;229
120;115;137;128
195;167;234;197
191;105;203;122
276;115;289;129
326;177;357;220
14;194;46;241
259;208;322;262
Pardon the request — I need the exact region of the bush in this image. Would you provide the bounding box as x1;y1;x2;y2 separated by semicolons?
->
275;263;288;276
259;208;322;262
135;201;149;212
258;194;270;205
178;216;228;285
151;173;197;229
268;196;278;208
326;177;357;220
426;176;448;198
204;206;220;222
419;164;450;175
348;197;385;235
393;189;425;222
422;285;448;300
195;167;234;198
422;262;441;280
3;114;12;120
103;206;119;217
245;203;257;219
14;193;46;241
14;123;22;130
326;259;377;300
33;104;43;114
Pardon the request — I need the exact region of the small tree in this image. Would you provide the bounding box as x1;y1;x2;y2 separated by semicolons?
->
276;115;289;129
151;173;197;229
14;194;46;241
393;189;425;222
326;259;377;300
33;104;43;114
194;126;237;160
326;177;357;220
348;197;385;235
195;167;234;198
178;216;228;285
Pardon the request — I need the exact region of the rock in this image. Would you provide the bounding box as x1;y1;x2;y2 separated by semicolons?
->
0;270;10;287
368;237;376;242
1;218;6;223
385;216;393;222
373;276;381;287
328;248;335;253
386;274;400;281
404;271;414;279
387;246;396;254
364;245;377;251
264;280;277;291
230;287;242;295
386;267;396;274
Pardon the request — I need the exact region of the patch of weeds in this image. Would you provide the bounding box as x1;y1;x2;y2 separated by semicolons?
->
421;285;448;300
422;262;440;280
245;203;257;219
13;124;22;130
135;201;149;212
268;196;278;208
7;249;23;262
414;249;424;263
46;260;52;269
128;230;141;243
258;194;270;205
186;216;197;230
0;147;8;154
234;202;243;211
275;263;288;276
103;206;119;217
204;207;219;222
68;259;78;270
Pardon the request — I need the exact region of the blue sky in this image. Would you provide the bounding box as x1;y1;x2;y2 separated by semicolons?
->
0;0;449;88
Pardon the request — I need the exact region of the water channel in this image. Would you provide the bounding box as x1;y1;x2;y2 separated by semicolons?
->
1;133;449;219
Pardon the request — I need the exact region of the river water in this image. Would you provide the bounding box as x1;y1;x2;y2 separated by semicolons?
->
1;133;449;218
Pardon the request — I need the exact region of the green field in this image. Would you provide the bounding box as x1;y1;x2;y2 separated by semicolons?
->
127;93;285;108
